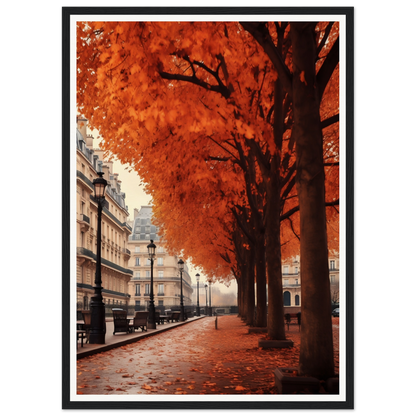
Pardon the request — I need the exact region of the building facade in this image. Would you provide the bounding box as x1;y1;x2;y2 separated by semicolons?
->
127;206;193;311
76;118;133;310
282;254;340;312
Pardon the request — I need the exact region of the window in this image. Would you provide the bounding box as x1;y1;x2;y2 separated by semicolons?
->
157;258;164;266
295;279;299;285
295;267;298;274
158;284;164;295
283;266;289;274
158;300;164;307
145;270;151;278
135;271;140;278
135;246;140;253
330;275;335;283
283;278;289;286
330;260;335;270
135;300;140;311
295;295;300;306
146;259;151;266
283;291;291;306
157;246;164;253
158;271;164;278
135;257;140;266
145;284;150;295
135;284;141;296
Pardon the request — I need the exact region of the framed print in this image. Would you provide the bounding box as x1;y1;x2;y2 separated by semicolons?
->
63;6;353;409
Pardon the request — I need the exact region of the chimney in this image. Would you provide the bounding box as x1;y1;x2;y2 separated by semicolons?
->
134;208;140;219
86;133;94;148
77;117;88;140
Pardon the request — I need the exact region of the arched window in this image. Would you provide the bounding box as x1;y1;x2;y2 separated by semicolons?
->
284;291;291;306
295;294;300;306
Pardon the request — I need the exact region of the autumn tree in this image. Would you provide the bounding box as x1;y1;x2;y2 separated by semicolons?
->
243;21;339;378
77;21;340;378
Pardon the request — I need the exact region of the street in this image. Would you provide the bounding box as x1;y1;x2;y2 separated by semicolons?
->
77;315;339;395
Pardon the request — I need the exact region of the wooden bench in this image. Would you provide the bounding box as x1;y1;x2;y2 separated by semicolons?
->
169;311;181;322
77;329;87;348
130;311;148;332
112;309;130;334
284;312;301;331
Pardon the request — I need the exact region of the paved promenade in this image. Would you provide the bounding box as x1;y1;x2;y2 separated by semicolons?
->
77;315;206;359
76;315;339;395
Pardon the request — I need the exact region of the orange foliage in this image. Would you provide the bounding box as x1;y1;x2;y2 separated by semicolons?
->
77;21;339;282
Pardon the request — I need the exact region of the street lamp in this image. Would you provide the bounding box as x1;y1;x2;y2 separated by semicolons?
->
209;280;212;316
147;240;156;329
89;171;107;344
204;284;208;315
178;259;185;321
196;274;200;316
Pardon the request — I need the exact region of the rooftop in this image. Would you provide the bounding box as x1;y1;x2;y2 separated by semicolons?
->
129;206;160;241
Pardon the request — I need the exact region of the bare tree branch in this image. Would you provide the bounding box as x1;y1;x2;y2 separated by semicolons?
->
159;54;232;99
240;22;293;98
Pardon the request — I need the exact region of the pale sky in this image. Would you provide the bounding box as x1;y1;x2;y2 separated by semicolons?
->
90;128;238;303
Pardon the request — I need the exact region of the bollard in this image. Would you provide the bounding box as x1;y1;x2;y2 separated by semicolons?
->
215;315;218;329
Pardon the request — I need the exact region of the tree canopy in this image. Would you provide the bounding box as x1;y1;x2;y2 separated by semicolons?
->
77;21;339;282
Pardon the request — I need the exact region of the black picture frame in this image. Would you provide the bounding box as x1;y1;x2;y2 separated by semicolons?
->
57;3;359;415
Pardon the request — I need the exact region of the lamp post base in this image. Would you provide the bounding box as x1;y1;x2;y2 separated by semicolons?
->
148;302;156;329
89;296;106;344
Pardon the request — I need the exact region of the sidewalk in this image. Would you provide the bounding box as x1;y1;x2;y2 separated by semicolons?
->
76;315;341;395
77;316;206;359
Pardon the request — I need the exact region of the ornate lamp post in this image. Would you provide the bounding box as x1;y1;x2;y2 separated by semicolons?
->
178;259;185;321
209;279;212;316
147;240;156;329
196;273;200;316
204;284;208;315
89;171;107;344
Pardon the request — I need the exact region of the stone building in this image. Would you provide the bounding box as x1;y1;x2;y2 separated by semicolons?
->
127;206;193;311
76;118;133;310
282;254;340;313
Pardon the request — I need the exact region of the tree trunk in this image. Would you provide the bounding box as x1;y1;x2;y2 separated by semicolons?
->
254;234;267;327
291;22;334;379
245;246;256;326
265;155;286;340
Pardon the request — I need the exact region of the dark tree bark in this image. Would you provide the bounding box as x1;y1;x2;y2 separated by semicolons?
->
264;154;285;339
233;219;256;326
244;246;256;326
291;22;334;379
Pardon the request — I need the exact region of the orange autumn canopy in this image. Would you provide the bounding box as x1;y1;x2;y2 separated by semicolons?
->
77;21;339;283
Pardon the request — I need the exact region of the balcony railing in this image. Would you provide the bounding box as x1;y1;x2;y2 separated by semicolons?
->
79;214;90;224
76;247;133;276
